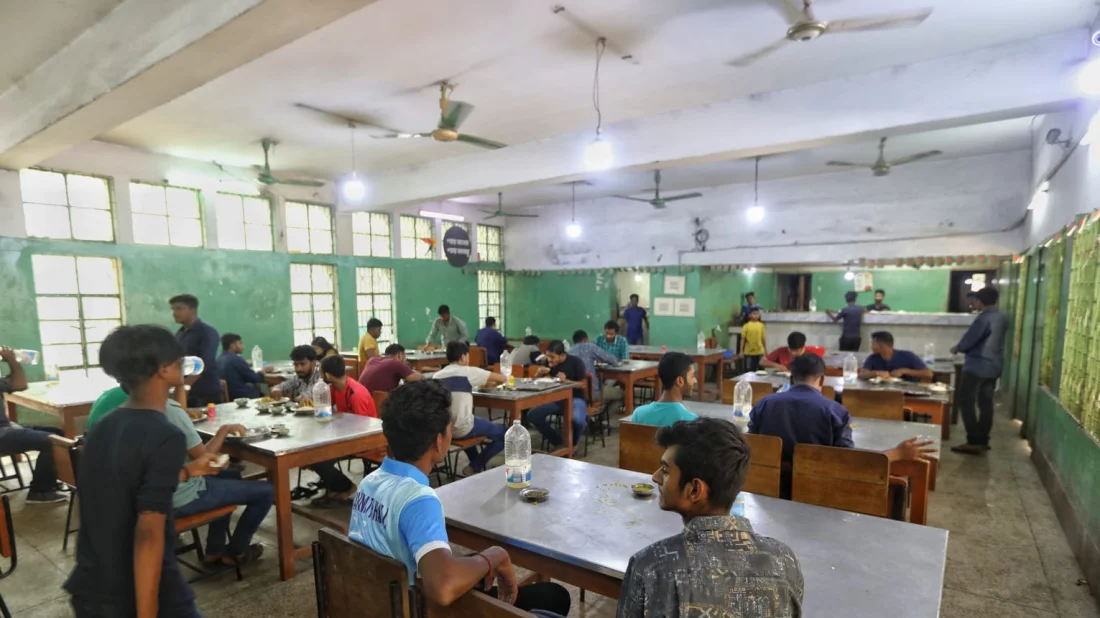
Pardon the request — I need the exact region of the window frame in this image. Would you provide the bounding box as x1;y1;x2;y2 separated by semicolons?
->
352;211;394;257
477;224;503;263
285;201;335;255
478;270;504;335
400;215;437;260
356;266;398;348
290;263;339;346
129;181;206;248
20;167;117;243
214;191;275;252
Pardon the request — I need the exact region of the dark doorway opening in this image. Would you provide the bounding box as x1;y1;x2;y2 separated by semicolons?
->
778;273;813;311
949;270;996;313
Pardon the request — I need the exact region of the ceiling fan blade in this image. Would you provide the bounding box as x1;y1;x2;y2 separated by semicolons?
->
372;132;432;140
274;178;326;187
503;213;540;218
455;133;507;149
826;161;873;168
611;195;657;203
727;37;791;67
659;193;704;202
771;0;808;24
888;150;943;166
826;8;932;34
481;213;502;221
440;100;475;131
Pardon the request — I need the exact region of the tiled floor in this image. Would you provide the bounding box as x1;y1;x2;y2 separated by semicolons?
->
5;398;1099;617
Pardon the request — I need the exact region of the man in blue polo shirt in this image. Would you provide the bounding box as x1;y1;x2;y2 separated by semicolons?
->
631;352;698;427
622;294;648;345
859;331;932;383
348;381;569;617
171;293;223;406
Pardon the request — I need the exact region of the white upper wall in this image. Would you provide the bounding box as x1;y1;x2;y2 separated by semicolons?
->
1026;105;1100;247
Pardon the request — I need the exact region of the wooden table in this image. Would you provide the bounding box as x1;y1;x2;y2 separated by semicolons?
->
195;400;385;580
595;360;660;414
473;384;576;458
628;346;725;402
3;379;114;437
436;455;947;615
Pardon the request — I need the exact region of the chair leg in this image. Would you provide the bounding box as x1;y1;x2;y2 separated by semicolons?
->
0;592;12;618
63;493;77;551
191;529;205;562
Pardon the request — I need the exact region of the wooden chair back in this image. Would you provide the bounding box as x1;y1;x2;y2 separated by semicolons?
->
467;346;488;368
220;379;230;403
618;421;662;475
742;433;782;498
372;391;389;411
792;444;891;517
344;356;361;380
538;339;553;354
843;389;905;421
824;366;844;377
0;495;13;565
821;384;836;401
48;435;79;489
721;379;735;405
314;527;411;618
750;380;775;404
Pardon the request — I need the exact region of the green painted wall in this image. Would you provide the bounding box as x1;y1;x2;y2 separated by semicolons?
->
503;271;615;341
810;268;950;312
1033;389;1100;546
648;272;702;349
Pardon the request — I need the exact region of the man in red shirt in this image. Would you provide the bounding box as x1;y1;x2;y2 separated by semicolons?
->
760;332;807;370
321;355;377;418
358;344;423;393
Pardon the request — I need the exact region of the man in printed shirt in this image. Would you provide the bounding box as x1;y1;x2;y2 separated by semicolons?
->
270;345;322;402
617;417;804;617
595;321;630;361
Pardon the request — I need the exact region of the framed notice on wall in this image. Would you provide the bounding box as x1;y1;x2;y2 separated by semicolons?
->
653;297;675;316
663;275;686;295
673;297;696;317
854;271;873;292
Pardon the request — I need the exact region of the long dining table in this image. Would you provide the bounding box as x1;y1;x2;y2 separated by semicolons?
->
472;383;577;457
3;378;115;437
595;359;660;415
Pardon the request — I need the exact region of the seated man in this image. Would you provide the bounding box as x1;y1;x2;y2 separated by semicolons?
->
568;329;621;410
432;342;507;475
216;333;274;399
349;381;570;617
0;346;64;503
631;352;699;427
510;335;543;367
859;331;933;383
321;355;377;418
270;345;323;401
474;317;509;366
359;344;423;393
760;331;807;370
617;417;804;617
595;320;630;361
529;341;588;449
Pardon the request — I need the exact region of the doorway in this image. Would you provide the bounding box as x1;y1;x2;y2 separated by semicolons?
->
777;273;813;311
948;270;996;313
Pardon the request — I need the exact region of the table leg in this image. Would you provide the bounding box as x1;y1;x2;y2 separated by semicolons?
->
891;459;929;525
712;360;721;401
622;376;635;415
696;360;706;401
272;459;296;581
928;457;938;491
63;410;75;439
5;398;16;425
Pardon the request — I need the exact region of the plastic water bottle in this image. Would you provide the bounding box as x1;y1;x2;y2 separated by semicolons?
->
808;298;817;312
251;345;263;369
182;356;205;377
842;353;858;383
44;362;60;384
525;326;533;337
732;493;747;518
777;383;790;393
697;331;705;352
923;342;936;365
312;380;333;422
504;420;532;489
732;380;752;432
13;350;39;365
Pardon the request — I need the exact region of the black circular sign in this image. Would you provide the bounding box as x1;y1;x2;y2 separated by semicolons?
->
443;225;472;267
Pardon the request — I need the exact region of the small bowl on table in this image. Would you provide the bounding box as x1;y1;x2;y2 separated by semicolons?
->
255;403;272;415
269;403;287;417
270;424;291;437
518;487;550;504
631;483;656;498
234;398;251;408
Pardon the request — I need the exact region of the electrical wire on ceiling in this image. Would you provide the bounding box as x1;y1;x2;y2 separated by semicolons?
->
348;121;357;171
571;181;577;221
753;156;760;205
592;37;606;138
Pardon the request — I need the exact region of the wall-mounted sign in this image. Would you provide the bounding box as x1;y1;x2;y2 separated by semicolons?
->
443;225;471;267
663;275;686;295
653;297;675;316
854;271;873;292
673;297;696;317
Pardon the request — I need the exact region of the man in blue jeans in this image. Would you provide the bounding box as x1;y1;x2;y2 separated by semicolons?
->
529;341;588;449
431;342;507;476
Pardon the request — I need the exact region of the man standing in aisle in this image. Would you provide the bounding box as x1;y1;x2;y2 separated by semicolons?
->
170;294;223;406
426;305;468;350
826;291;864;352
950;287;1008;455
622;294;648;345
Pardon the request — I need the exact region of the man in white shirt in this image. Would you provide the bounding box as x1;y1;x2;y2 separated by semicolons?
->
431;342;507;475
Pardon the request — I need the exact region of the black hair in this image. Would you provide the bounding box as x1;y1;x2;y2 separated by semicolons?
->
367;318;383;330
522;335;540;345
603;320;620;332
546;340;566;355
629;294;639;300
572;329;588;344
445;341;469;363
169;294;198;310
966;291;978;298
787;331;806;350
745;291;756;299
438;304;450;316
657;352;694;390
381;381;453;462
221;333;242;352
656;418;749;510
845;291;858;302
975;287;999;306
320;354;346;378
875;289;886;296
384;343;405;356
311;337;336;354
99;325;185;391
871;331;894;347
290;345;318;362
790;353;826;383
485;317;496;327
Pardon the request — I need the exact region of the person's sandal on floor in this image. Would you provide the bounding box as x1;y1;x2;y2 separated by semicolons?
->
950;443;989;455
310;492;353;509
203;543;264;569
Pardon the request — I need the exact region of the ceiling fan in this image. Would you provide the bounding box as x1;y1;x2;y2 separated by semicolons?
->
482;193;538;220
826;137;942;177
727;0;933;67
254;139;324;187
354;81;506;150
612;170;702;209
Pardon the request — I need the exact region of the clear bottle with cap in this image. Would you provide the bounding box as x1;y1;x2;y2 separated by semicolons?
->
843;353;859;383
732;380;753;431
251;345;264;370
499;350;514;387
312;380;333;422
923;342;936;365
504;420;532;488
697;331;706;352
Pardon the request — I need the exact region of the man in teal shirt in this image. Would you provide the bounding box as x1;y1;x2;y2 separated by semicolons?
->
631;352;698;426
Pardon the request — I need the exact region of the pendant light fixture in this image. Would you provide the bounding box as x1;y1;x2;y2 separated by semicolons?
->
583;37;612;171
341;121;366;203
844;262;856;281
746;156;765;222
566;181;582;238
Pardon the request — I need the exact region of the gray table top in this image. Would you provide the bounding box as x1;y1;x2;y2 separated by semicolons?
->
436;455;947;617
472;383;575;401
595;360;658;373
733;372;951;403
10;379;117;407
194;399;382;456
406;350;448;361
629;346;725;357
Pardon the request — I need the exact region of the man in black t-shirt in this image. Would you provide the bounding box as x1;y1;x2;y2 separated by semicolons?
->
529;341;588;448
65;325;223;618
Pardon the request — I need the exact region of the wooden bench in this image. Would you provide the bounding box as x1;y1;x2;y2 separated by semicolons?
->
313;527;528;618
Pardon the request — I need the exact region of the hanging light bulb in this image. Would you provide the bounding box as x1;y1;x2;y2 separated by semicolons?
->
566;181;582;237
746;156;765;221
1078;58;1100;96
583;38;613;171
844;264;856;281
744;266;757;275
341;122;366;203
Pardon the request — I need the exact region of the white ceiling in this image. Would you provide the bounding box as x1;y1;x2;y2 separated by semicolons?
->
98;0;1093;180
0;0;124;92
450;115;1036;208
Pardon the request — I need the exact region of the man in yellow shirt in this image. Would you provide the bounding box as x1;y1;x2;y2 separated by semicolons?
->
358;318;383;369
739;309;767;372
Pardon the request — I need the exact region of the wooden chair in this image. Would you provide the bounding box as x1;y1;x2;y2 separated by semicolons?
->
824;366;844;377
791;444;901;519
48;435;80;550
0;494;15;618
821;384;836;401
344;356;361;381
618;421;662;475
467;346;488;369
842;389;905;421
749;381;775;405
175;504;243;581
220;379;230;403
0;454;27;495
313;527;527;618
742;433;782;498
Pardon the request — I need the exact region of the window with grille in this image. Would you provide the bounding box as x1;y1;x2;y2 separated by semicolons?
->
356;267;397;346
215;193;273;251
290;264;338;346
352;212;392;257
21;169;114;242
286;202;334;254
478;270;503;333
130;182;204;247
477;224;502;263
400;215;436;259
31;255;123;381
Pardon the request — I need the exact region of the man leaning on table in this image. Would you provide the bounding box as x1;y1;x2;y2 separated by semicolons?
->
950;286;1008;455
348;380;571;617
617;417;804;617
760;331;807;370
425;304;468;349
